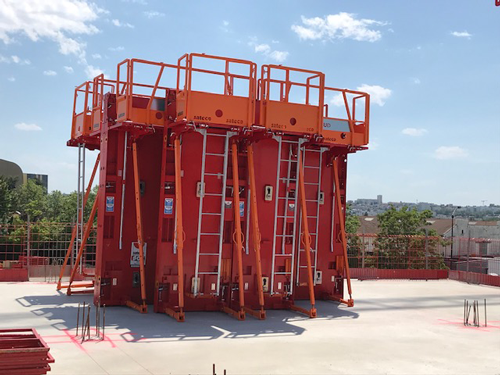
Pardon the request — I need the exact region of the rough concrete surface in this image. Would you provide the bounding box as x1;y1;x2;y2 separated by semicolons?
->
0;280;499;375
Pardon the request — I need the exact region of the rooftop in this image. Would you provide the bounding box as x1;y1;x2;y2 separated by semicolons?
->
1;280;498;374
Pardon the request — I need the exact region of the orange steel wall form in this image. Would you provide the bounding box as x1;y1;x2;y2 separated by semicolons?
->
67;53;370;320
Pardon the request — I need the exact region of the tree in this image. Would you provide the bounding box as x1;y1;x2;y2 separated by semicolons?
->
374;205;446;270
346;205;362;268
14;179;47;221
0;176;18;223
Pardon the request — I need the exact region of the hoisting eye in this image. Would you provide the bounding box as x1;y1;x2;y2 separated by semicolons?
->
215;109;223;117
341;133;346;139
290;117;297;126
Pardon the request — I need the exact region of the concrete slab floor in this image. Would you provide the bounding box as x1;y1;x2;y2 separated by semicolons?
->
0;280;499;375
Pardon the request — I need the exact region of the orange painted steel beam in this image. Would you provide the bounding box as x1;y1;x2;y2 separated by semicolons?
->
131;141;148;313
297;154;317;318
67;190;99;295
332;157;354;307
246;144;266;319
173;137;185;322
229;141;246;321
57;153;100;290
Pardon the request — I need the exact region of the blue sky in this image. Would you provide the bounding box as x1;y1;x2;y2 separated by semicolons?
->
0;0;499;206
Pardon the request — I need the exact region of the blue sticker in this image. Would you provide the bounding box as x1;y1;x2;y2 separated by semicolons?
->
239;201;244;217
106;196;114;212
164;198;173;215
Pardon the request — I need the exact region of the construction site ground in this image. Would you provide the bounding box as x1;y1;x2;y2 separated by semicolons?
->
1;279;499;375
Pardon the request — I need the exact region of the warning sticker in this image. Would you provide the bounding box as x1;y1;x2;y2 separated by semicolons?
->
130;242;147;268
164;198;173;215
106;196;114;212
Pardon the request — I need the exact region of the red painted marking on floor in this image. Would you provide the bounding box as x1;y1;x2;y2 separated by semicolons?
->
436;319;500;332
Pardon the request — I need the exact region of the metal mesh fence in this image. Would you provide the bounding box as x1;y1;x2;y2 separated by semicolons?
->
0;222;96;278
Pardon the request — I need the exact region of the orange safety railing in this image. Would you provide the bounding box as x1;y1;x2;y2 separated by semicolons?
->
176;53;257;127
91;74;116;134
71;81;93;139
322;87;370;146
258;65;325;135
116;58;177;126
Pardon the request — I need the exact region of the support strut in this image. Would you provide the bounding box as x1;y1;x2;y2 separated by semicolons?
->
245;144;266;320
128;140;148;313
57;153;100;290
293;153;317;318
167;136;185;322
227;141;245;321
332;156;354;307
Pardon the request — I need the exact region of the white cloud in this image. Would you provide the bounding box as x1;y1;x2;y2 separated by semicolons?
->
143;11;165;18
91;53;102;59
411;77;421;84
7;77;15;82
331;84;392;107
109;46;125;52
0;1;105;84
112;19;134;28
402;128;428;137
84;64;104;79
249;39;289;62
291;13;387;43
0;54;30;65
0;0;103;58
433;146;469;160
43;70;57;76
357;84;391;106
64;66;74;73
451;31;472;39
122;0;147;4
14;122;42;131
220;20;230;33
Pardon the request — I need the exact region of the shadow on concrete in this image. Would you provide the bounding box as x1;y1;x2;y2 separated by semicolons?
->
15;294;358;342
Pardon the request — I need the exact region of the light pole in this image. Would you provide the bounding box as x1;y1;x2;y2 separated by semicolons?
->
450;206;462;259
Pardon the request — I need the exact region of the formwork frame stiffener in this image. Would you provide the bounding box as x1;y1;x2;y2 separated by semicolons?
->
221;140;246;321
245;143;266;320
329;156;354;307
163;133;186;322
125;140;148;313
67;189;99;295
57;153;100;290
289;153;317;318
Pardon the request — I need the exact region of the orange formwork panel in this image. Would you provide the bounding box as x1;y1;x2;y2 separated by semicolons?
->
176;53;257;128
116;58;177;126
258;64;325;137
71;81;93;139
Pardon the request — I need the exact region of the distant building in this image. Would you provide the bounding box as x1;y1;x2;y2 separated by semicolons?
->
443;218;500;257
0;159;48;191
0;159;23;187
23;173;48;191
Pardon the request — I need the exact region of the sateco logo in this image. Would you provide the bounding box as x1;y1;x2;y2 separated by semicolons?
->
194;115;211;121
323;122;332;129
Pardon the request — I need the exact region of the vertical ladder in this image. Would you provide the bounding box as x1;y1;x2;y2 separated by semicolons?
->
75;144;85;271
270;137;303;295
296;148;324;285
193;130;231;296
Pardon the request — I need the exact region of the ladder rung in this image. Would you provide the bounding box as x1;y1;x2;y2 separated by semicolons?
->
200;233;221;236
306;216;318;219
304;182;320;186
206;153;225;157
282;140;300;144
204;173;223;177
279;177;296;181
198;272;219;275
305;199;318;202
207;133;227;137
275;254;293;256
299;248;316;252
303;166;320;169
199;253;220;256
276;215;291;219
280;159;298;163
204;193;223;197
275;234;293;237
274;272;292;275
278;197;294;200
299;265;316;268
202;212;222;216
304;149;322;153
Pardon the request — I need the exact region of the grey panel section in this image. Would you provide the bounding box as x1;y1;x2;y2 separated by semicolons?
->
322;118;350;132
